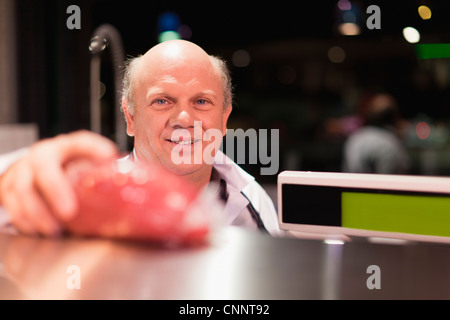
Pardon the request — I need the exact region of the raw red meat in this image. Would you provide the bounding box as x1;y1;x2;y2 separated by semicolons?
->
64;159;211;245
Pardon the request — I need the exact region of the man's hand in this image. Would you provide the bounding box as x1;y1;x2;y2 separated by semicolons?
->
0;131;118;236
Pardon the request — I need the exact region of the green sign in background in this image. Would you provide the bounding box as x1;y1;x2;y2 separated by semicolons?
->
416;43;450;59
342;192;450;238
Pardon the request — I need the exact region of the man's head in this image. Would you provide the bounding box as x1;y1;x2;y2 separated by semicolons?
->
121;40;233;187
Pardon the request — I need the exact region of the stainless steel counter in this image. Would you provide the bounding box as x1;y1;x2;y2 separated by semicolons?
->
0;226;449;299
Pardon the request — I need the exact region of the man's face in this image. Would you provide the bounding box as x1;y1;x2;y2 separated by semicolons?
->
124;50;231;181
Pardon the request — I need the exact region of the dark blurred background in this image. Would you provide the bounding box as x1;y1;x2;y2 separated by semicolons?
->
2;0;450;185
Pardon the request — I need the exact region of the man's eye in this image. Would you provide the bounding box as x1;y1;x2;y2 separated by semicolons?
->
151;99;170;108
196;99;209;105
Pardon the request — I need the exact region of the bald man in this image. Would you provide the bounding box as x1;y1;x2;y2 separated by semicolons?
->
0;40;282;237
122;40;232;190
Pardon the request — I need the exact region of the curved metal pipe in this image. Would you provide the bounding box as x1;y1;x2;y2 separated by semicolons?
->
89;24;127;152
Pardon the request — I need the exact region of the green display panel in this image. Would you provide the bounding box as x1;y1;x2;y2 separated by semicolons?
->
342;192;450;238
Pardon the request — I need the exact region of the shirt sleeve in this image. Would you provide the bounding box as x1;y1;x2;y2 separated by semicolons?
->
0;148;29;175
0;148;29;228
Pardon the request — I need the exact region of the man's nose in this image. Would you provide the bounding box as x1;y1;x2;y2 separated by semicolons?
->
169;105;195;128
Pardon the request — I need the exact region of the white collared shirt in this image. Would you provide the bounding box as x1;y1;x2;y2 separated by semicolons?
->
212;150;283;237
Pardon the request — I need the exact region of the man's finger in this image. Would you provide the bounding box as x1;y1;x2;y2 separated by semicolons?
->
31;131;119;221
22;187;62;237
6;194;38;236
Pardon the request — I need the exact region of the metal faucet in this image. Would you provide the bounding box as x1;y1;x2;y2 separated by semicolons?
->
89;24;127;152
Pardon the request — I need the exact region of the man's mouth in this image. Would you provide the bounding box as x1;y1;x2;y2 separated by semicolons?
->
168;139;201;145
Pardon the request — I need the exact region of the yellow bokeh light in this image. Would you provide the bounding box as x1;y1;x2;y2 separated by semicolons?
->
418;5;432;20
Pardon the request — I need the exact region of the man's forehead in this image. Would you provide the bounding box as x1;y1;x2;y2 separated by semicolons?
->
146;82;218;94
135;57;220;89
136;64;219;85
144;72;221;96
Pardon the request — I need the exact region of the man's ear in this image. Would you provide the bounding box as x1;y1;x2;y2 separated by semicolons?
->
122;99;135;137
222;104;232;136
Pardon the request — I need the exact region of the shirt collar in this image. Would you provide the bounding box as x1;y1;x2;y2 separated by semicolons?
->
210;167;229;203
212;150;254;193
125;149;254;194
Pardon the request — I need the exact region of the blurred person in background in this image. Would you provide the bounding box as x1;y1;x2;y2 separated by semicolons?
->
342;92;411;174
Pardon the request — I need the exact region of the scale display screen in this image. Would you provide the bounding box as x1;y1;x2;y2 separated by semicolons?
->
280;176;450;239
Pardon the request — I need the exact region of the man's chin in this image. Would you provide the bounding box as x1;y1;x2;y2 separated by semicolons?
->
162;162;211;178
